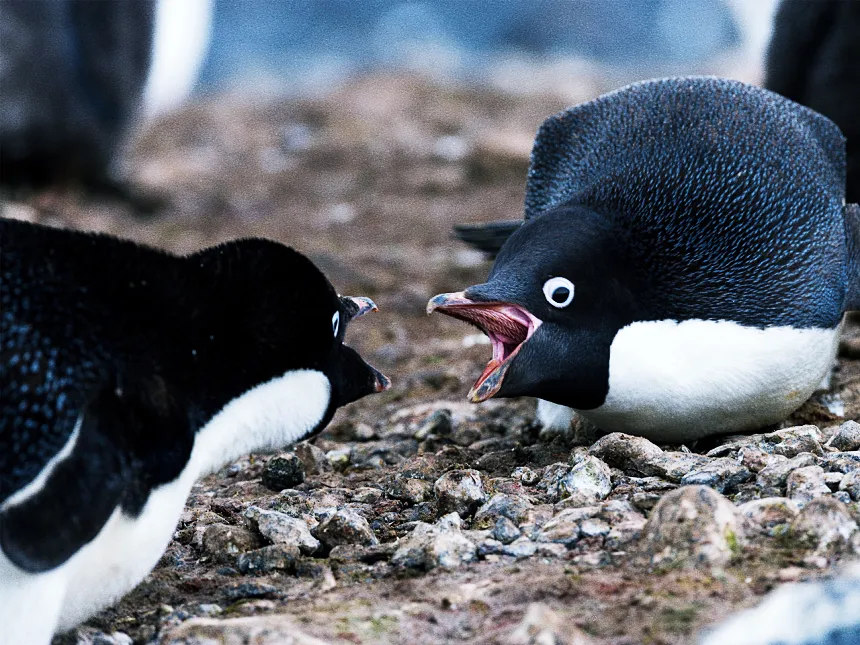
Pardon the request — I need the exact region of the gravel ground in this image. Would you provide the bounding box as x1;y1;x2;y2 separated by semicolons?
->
5;73;859;645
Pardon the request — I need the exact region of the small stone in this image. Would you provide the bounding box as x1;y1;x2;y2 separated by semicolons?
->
491;517;522;545
766;425;824;457
161;615;335;645
91;632;133;645
738;445;773;473
535;543;568;558
589;432;664;476
647;452;712;483
201;524;261;560
237;544;300;574
834;491;853;504
244;506;320;554
512;466;540;486
828;420;860;452
312;509;378;548
477;538;503;557
839;470;860;501
391;513;477;570
787;465;831;503
386;474;434;504
536;509;585;547
557;456;612;505
501;537;537;558
327;542;397;563
738;498;800;536
789;497;858;557
474;493;535;528
325;448;352;471
413;409;453;440
261;453;305;491
756;453;818;488
294;441;331;475
640;486;745;567
579;518;611;538
434;469;486;517
680;458;752;493
350;487;383;504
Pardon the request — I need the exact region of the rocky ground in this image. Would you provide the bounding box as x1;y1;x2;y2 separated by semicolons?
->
5;73;860;645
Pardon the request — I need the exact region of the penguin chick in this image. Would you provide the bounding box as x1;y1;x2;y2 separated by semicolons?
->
0;218;389;644
431;77;859;443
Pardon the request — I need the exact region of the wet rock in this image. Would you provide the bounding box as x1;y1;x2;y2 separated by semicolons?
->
261;453;305;491
505;602;598;645
680;458;751;493
474;493;535;528
738;498;801;536
386;474;434;504
434;469;486;516
201;524;262;560
391;512;477;570
236;545;300;574
828;420;860;452
160;614;334;644
640;486;744;567
756;453;818;489
786;465;831;503
294;441;332;476
244;506;320;555
491;517;522;544
589;433;663;476
312;509;378;548
558;456;612;505
840;470;860;501
789;497;859;557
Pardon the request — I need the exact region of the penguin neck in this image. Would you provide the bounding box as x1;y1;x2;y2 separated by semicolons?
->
187;369;331;479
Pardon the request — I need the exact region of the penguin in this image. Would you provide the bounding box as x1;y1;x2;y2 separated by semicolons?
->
699;567;860;645
430;77;860;443
764;0;860;203
0;218;389;645
0;0;211;205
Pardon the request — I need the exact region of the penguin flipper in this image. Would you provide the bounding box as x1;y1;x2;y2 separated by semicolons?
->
453;220;523;257
846;203;860;312
0;387;131;573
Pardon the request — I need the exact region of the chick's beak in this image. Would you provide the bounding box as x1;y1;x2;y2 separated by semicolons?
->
343;296;379;320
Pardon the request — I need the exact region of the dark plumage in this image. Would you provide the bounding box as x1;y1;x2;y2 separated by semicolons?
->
0;218;387;641
434;77;858;441
764;0;860;202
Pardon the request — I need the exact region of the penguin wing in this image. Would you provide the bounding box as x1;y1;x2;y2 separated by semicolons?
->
0;377;192;573
453;220;523;257
847;203;860;311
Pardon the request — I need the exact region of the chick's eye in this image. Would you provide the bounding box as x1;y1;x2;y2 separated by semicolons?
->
332;311;340;337
542;277;574;308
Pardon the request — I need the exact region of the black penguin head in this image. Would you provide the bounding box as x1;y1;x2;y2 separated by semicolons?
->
190;239;388;428
428;206;636;410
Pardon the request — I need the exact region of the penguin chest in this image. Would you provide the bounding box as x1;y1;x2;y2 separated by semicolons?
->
580;319;841;442
57;473;194;630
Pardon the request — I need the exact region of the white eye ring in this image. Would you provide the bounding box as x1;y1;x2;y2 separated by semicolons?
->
332;311;340;337
542;277;575;308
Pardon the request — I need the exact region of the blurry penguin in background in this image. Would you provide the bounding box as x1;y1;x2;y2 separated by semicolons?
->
0;0;212;206
764;0;860;202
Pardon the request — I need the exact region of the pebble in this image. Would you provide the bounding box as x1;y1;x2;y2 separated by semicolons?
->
386;474;434;504
680;458;751;493
261;453;305;491
789;497;859;557
236;544;300;574
434;469;487;516
756;453;818;489
840;470;860;501
786;465;831;503
640;485;744;567
828;420;860;452
557;456;613;506
391;513;478;570
294;441;332;475
161;615;334;645
325;448;352;472
474;493;535;528
738;497;800;536
244;506;320;555
589;432;663;476
512;466;541;486
766;425;824;457
312;509;378;548
201;524;261;560
501;537;538;558
491;517;522;544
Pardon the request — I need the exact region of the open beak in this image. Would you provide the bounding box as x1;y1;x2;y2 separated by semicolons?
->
342;296;379;321
427;291;541;402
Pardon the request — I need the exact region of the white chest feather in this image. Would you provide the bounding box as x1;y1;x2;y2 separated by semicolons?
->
0;370;331;643
538;319;840;443
583;319;840;442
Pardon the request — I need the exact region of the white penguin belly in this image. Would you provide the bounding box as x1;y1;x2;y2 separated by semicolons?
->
579;319;840;443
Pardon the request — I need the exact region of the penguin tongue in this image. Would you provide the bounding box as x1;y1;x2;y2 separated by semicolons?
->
426;294;541;402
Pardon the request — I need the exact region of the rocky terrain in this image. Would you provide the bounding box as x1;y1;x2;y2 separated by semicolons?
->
5;73;859;645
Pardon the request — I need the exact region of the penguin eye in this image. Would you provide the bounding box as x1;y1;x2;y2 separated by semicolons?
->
332;311;340;338
542;277;574;308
